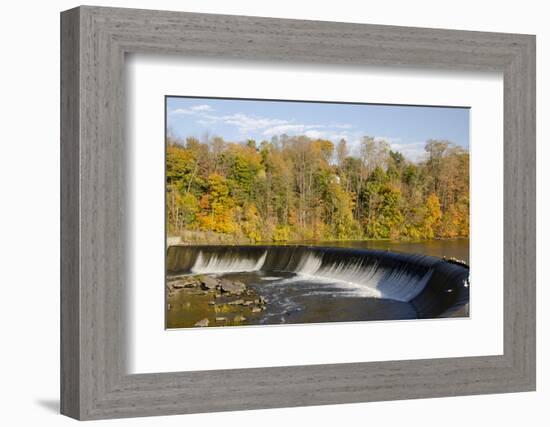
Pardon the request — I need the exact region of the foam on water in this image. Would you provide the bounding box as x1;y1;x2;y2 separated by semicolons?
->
289;252;432;301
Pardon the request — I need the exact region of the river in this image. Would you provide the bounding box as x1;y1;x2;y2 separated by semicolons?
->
166;241;470;329
259;238;469;264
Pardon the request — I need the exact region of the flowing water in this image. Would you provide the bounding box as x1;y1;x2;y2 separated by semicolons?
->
166;240;469;328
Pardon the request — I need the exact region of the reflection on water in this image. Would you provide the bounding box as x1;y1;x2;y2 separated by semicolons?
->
283;239;469;265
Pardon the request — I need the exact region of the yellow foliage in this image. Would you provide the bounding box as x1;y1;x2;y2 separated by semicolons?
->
166;135;469;243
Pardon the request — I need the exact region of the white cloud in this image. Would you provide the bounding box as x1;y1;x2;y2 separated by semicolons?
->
263;124;332;137
374;136;401;144
303;130;351;141
389;141;427;162
304;130;325;139
169;102;359;141
169;105;427;162
263;124;309;136
169;104;214;116
220;113;289;133
331;124;354;130
190;104;214;112
169;108;195;115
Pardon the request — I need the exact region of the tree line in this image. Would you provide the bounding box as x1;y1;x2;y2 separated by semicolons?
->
166;133;469;243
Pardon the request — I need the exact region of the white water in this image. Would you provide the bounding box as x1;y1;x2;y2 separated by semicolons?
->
190;250;267;274
294;252;323;275
188;249;432;302
291;252;432;302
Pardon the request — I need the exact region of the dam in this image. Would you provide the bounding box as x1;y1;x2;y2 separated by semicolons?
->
166;245;470;327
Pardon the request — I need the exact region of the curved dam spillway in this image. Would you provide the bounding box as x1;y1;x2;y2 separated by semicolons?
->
166;245;470;320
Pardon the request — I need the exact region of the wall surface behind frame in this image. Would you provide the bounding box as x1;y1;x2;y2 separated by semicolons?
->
0;0;547;426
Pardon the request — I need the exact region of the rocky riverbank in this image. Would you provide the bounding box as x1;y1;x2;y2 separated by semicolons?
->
166;275;267;328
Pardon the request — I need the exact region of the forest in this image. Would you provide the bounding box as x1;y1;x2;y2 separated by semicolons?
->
166;133;469;243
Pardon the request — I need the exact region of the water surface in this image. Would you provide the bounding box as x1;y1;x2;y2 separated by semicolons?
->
166;242;470;328
284;239;469;264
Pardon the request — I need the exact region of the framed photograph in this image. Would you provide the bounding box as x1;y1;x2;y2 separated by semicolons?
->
61;6;536;420
164;96;471;329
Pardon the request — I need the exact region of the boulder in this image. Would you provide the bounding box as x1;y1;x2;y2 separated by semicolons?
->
220;279;247;295
172;278;198;289
194;318;209;327
199;275;219;290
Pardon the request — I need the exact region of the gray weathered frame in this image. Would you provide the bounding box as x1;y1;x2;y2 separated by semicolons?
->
60;5;536;420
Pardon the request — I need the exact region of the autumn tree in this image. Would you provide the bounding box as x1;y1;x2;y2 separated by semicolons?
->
165;134;469;243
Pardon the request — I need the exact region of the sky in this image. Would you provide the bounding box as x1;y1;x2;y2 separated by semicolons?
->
166;96;469;162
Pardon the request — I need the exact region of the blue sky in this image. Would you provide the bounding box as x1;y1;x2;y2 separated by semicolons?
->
166;97;469;161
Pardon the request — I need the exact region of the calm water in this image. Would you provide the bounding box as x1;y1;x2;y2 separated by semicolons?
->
283;239;469;265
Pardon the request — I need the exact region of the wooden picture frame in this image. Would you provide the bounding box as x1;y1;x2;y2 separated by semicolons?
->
60;5;536;420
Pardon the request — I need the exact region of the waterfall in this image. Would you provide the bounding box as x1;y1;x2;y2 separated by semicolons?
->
294;252;323;275
166;245;469;315
282;251;433;301
190;250;267;274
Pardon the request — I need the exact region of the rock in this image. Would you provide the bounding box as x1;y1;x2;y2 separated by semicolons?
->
255;296;267;305
227;299;244;306
208;301;216;306
194;318;209;327
242;300;254;307
199;275;219;290
215;317;227;323
172;278;197;289
233;315;246;323
251;307;261;313
167;303;171;311
220;279;247;295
